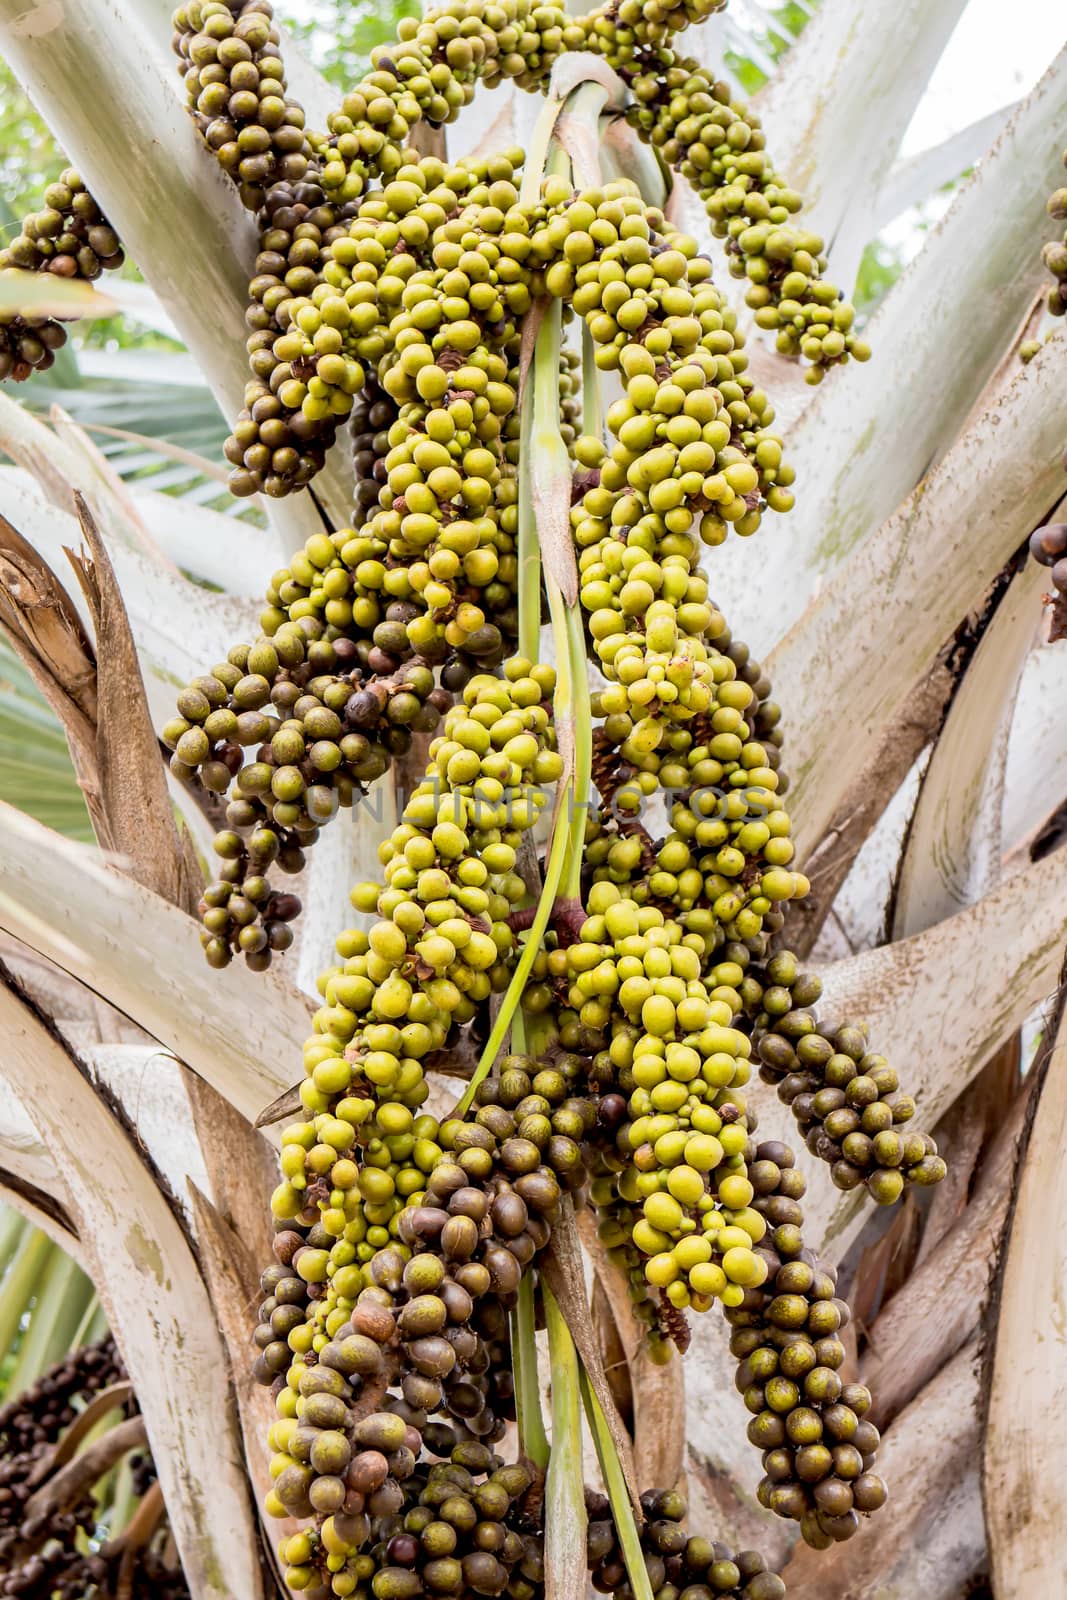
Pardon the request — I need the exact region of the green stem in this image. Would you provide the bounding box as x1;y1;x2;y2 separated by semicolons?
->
510;1271;550;1472
579;1368;654;1600
581;322;602;443
7;1254;94;1402
519;93;565;209
0;1206;27;1282
517;366;541;664
524;1008;557;1061
564;603;592;902
544;1285;588;1563
531;295;590;905
544;576;586;903
453;782;572;1119
0;1228;54;1379
71;1292;102;1350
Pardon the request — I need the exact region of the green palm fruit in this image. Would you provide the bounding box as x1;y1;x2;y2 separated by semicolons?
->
748;953;946;1200
726;1137;889;1548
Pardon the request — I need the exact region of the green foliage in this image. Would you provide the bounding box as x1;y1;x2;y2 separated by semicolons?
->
0;642;92;841
854;237;904;318
0;61;56;219
275;0;421;88
725;1;813;93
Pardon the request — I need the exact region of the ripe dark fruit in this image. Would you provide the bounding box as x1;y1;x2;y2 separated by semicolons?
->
1030;523;1067;566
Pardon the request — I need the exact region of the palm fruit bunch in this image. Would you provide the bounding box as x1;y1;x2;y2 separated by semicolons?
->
1043;152;1067;316
727;1139;887;1549
312;0;567;199
618;63;867;381
230;149;378;498
556;5;867;382
172;0;374;494
255;1112;592;1575
558;886;771;1306
257;665;570;1268
0;1337;125;1558
171;0;867;499
588;1486;785;1600
222;142;532;499
171;0;312;210
747;951;947;1202
274;1440;539;1599
0;170;123;381
162;595;447;967
0;1338;191;1600
156;0;941;1590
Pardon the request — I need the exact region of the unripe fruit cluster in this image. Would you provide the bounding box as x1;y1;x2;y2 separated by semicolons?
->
163;595;445;967
621;61;868;383
749;953;946;1202
589;1486;786;1600
168;0;863;497
257;1069;593;1589
0;170;123;381
172;0;311;212
728;1140;888;1547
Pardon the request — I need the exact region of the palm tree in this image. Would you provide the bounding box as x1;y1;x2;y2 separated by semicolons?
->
0;2;1064;1597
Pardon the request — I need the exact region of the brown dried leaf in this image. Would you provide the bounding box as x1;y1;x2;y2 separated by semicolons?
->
540;1198;641;1517
0;509;102;830
576;1207;686;1492
847;1196;922;1345
518;297;547;405
914;1035;1021;1267
186;1181;294;1582
22;1415;147;1528
862;1067;1035;1429
27;1381;133;1488
983;980;1067;1594
186;1070;277;1290
590;1274;633;1432
255;1083;302;1130
66;492;199;914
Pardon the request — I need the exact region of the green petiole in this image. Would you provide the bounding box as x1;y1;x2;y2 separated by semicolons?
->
453;779;572;1118
579;1367;654;1600
510;1271;550;1472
